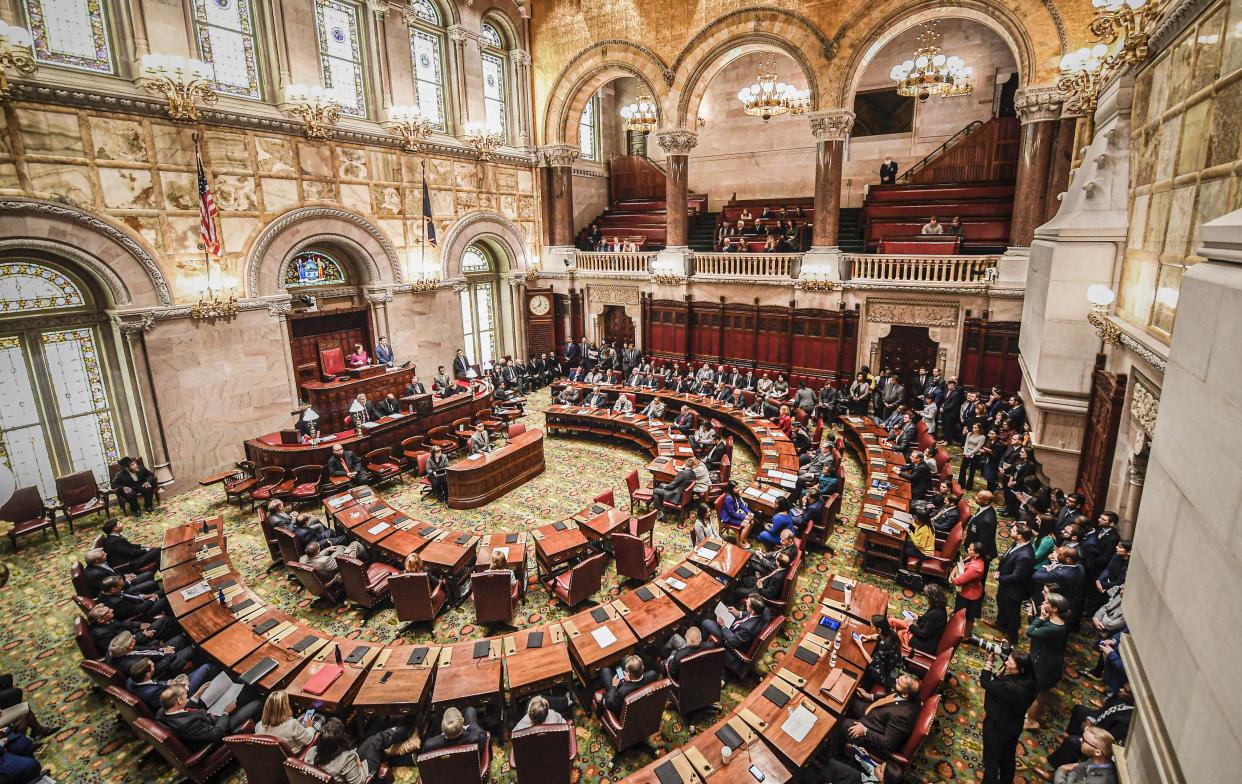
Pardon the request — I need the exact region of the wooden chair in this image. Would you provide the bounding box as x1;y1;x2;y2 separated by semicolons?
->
726;613;785;678
74;616;101;660
416;736;492;784
80;658;125;691
593;678;672;763
249;467;288;511
365;448;402;486
132;715;247;784
70;561;91;596
274;527;306;567
288;465;324;506
593;489;615;507
257;507;281;565
319;347;347;380
389;571;447;626
473;569;520;626
427;426;459;454
284;758;393;783
72;593;95;617
542;552;607;607
53;471;110;532
223;460;260;505
666;646;725;716
625;469;653;511
611;532;659;583
510;723;577;784
337;555;397;616
658;484;695;519
451;417;474;443
475;408;503;432
1;486;56;551
286;560;342;605
761;554;801;613
105;683;155;727
628;509;657;545
400;437;429;470
507;422;527;438
846;694;939;775
907;610;967;675
224;734;310;784
904;521;962;580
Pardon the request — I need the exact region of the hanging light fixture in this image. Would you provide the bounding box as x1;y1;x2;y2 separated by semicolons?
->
890;24;973;101
619;91;658;133
736;57;809;122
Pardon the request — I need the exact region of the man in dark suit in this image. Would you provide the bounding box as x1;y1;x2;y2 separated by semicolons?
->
422;706;488;757
703;437;727;473
929;491;961;534
993;523;1035;643
940;380;964;442
879;155;898;184
1032;546;1087;622
367;393;400;419
1045;686;1134;767
599;655;658;715
897;450;933;498
700;594;769;672
980;651;1039;784
127;657;220;714
964;491;999;563
97;574;170;622
107;631;194;681
84;547;159;597
585;386;609;408
452;349;471;379
327;444;367;487
156;683;261;749
99;519;160;570
845;673;921;756
556;385;581;405
653;462;696;510
673;406;696;435
748;551;791;603
890;412;918;455
564;340;579;367
661;626;717;680
86;603;175;650
403;376;427;397
111;456;158;515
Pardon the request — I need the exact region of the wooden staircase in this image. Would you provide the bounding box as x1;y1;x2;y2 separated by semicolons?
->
900;116;1020;185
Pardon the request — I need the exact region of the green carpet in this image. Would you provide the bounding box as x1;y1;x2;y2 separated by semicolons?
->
0;389;1103;783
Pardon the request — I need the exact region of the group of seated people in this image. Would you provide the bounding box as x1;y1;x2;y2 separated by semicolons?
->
716;203;805;252
581;224;643;252
0;671;57;783
919;216;964;236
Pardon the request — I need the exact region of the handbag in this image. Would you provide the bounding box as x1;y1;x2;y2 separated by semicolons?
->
895;569;924;591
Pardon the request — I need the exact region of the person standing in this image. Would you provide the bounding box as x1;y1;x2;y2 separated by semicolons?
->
374;336;395;367
1025;593;1072;731
879;155;898;185
980;651;1039;784
994;523;1036;644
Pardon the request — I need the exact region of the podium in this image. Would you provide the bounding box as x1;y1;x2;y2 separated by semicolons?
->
302;366;417;432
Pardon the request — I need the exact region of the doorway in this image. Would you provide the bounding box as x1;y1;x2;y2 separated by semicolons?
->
601;305;635;347
879;325;939;384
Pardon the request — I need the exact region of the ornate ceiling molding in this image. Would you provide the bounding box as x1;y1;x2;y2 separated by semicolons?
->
675;30;822;126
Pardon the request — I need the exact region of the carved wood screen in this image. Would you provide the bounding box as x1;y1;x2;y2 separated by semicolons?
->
958;318;1022;392
1076;354;1127;517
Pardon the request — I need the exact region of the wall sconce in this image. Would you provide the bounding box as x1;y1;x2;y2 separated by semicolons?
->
801;273;834;293
1085;284;1121;346
649;256;685;286
1057;43;1114;142
136;53;216;121
283;84;342;140
1090;0;1165;65
386;104;434;151
405;251;441;292
462;121;504;161
0;21;36;102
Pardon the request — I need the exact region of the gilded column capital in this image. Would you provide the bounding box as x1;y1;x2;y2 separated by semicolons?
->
537;144;580;167
809;109;855;142
1015;85;1064;124
654;128;698;155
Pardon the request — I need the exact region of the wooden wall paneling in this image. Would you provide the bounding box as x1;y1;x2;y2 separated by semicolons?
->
755;306;791;370
609;155;667;203
957;318;1021;392
554;293;571;350
720;303;756;366
841;309;860;380
1075;354;1127;517
689;300;723;362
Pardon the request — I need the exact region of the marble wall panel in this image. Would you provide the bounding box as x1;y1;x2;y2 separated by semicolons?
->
260;178;300;212
339;182;371;213
161;171;197;211
298;143;333;177
90;117;148;162
205;131;251;170
255;137;297;175
152;124;196;166
338;147;368;180
213;174;258;212
16;109;83;156
303;179;337;201
98;167;157;209
25;162;92;204
373;185;403;215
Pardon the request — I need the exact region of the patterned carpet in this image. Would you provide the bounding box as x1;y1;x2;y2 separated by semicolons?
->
0;389;1104;783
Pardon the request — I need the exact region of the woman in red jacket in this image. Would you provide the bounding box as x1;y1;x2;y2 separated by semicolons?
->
951;540;987;636
776;404;793;438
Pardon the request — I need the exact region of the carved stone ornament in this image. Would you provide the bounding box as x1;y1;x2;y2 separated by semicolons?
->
447;25;471;43
537;144;580;168
865;298;959;327
809;109;855;142
110;312;156;334
654;129;698;155
364;288;395;304
1130;373;1160;437
1014;85;1064;124
588;285;640;306
366;0;387;14
509;49;532;67
265;299;293;316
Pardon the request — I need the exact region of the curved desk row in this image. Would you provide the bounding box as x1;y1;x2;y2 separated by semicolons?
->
546;383;801;517
243;389;495;471
446;427;546;509
837;416;915;577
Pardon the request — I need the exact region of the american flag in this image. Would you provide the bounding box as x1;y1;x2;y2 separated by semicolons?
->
197;149;221;256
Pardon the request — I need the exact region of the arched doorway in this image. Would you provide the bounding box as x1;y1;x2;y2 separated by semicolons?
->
0;259;124;499
600;305;635;347
879;325;939;384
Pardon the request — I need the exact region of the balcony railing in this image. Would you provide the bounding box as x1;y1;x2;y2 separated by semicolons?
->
692;253;800;278
574;251;654;274
846;254;999;283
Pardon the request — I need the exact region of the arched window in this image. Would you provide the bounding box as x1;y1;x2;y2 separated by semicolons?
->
191;0;262;100
0;261;119;500
283;250;349;288
315;0;366;117
479;21;508;139
408;0;447;131
459;245;497;365
22;0;115;73
579;95;600;161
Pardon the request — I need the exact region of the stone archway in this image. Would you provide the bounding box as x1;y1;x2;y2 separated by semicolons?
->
436;210;532;280
541;41;671;146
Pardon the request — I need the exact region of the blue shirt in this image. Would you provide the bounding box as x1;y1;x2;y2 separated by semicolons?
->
721;494;750;526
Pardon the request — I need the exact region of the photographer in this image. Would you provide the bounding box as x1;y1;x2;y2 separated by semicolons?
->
981;651;1038;784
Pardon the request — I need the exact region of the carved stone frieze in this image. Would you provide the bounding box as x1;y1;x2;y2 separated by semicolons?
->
537;144;580;168
1130;372;1160;437
654;129;698;155
1014;85;1064;124
865;298;959;327
809;109;855;142
588;285;640;306
110;312;156;334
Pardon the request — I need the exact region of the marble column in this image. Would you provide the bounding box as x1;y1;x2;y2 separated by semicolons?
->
113;314;174;484
1043;111;1080;224
538;144;580;259
365;1;393;112
1009;86;1063;248
447;25;471;129
655;129;698;249
509;49;532;149
809;109;855;248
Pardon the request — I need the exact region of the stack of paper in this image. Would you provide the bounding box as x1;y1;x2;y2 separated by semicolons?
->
590;626;618;648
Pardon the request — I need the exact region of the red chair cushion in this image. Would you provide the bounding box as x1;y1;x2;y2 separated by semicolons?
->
291;483;319;497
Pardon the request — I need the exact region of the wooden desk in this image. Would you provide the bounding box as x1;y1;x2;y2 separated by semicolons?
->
198;620;265;669
287;641;379;714
659;561;727;615
821;574;889;624
446;428;546;509
627;749;705;784
532;520;590;577
161;517;223;549
736;675;836;767
565;603;639;680
352;644;440;720
617;584;685;644
575;505;630;543
503;625;573;705
420;530;480;601
689;539;752;580
478;533;528;579
684;714;794;784
431;639;503;716
300;366;418;432
234;641;315;692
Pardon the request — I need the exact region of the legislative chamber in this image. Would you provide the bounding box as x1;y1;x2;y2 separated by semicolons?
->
0;1;1231;783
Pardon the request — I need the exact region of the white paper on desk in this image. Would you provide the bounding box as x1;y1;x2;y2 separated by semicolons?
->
591;626;618;648
742;486;762;498
362;421;380;429
714;601;737;627
199;672;244;716
180;581;210;601
781;705;818;742
367;521;390;535
695;547;718;560
389;412;405;419
468;454;483;460
665;577;687;591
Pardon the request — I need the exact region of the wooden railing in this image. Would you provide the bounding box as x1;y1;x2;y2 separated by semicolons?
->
903;116;1020;185
846;253;1000;283
692;253;799;278
574;251;655;274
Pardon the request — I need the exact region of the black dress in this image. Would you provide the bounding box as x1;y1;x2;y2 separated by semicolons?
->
1027;618;1070;690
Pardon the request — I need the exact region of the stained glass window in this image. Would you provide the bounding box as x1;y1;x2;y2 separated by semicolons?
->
24;0;114;73
407;0;440;25
0;261;85;313
192;0;262;100
579;96;599;161
316;0;366;117
42;328;118;484
479;22;503;49
0;336;55;499
460;246;491;273
284;251;348;287
481;52;506;137
409;27;446;132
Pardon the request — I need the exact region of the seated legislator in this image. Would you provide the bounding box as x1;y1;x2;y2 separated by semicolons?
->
452;349;471;380
111;456;158;515
488;548;522;598
268;500;344;547
886;583;948;656
720;481;756;546
432;366;454;395
661;626;717;679
691;421;716;452
299;540;370;583
844;673;922;757
556;385;581;406
691;503;721;547
701;594;770;671
255;690;317;754
327;444;368;487
901;510;937;570
403;375;427;397
673;406;696;435
87;603;175;651
426;446;450;503
468;423;493;455
612;393;634;414
97;574;170;621
347;343;369;368
641;397;666;421
584;386;609;409
368;393;400;419
127;656;220;715
157;683;263;749
756;497;801;548
598;655;658;715
732;551;790;604
897;450;933;498
513;695;564;732
652;461;695;513
422;707;488;757
0;726;41;784
374;336;395;367
99;518;160;572
107;631;194;682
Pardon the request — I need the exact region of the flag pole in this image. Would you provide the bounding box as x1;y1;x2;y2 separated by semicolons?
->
193;131;212;292
420;158;426;276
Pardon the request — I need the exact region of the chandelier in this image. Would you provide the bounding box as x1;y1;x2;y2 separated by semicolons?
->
385;104;434;151
736;58;810;122
190;288;238;320
283;84;342;139
890;25;972;101
619;91;658;133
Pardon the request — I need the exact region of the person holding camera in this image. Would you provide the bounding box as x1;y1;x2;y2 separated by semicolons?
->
981;650;1039;784
1025;592;1072;731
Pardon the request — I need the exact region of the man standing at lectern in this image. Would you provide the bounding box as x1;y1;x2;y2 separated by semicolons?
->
374;336;394;367
453;348;471;379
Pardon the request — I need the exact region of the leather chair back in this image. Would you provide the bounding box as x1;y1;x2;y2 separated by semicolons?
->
936;522;963;560
224;734;298;784
284;758;335;784
937;609;968;656
511;723;575;784
507;423;527;438
918;648;953;702
611;533;653;582
274;527;305;565
390;572;442;622
72;594;96;615
337;555;384;608
257;508;281;562
670;647;725;715
0;486;43;524
133;716;219;782
610;679;672;751
75;616;102;659
765;555;800;611
593;489;615;507
56;470;101;508
417;742;487;784
287;560;339;602
738;614;785;670
895;694;939;765
319;347;346;378
473;570;516;625
71;561;90;597
105;684;154;725
564;552;607;605
624;469;640;498
631;510;657;541
80;658;125;690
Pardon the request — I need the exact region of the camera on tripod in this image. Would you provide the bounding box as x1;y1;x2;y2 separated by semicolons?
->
965;636;1012;657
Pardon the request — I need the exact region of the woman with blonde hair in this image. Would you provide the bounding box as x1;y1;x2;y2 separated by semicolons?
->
255;690;316;753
